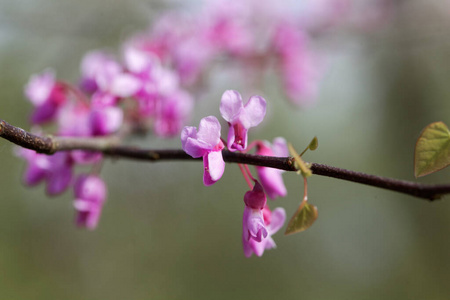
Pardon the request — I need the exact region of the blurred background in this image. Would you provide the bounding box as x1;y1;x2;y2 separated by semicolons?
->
0;0;450;299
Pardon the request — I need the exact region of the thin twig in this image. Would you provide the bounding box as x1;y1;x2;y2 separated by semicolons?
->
1;119;449;201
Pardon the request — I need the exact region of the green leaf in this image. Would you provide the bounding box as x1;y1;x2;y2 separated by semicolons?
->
285;202;318;235
308;136;318;151
288;143;312;177
414;121;450;177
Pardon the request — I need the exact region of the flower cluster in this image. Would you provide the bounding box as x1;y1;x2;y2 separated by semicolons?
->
182;90;288;257
16;0;393;253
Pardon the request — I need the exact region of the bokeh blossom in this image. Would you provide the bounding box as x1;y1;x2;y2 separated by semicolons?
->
25;69;67;124
73;175;107;230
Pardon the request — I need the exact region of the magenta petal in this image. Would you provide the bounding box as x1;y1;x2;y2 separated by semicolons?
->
24;164;46;186
227;122;247;151
90;106;123;136
31;101;58;124
46;166;72;195
220;90;243;122
74;204;102;230
73;175;106;230
244;180;267;209
226;124;236;150
257;166;287;199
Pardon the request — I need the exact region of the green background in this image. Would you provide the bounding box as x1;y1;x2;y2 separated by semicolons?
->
0;0;449;299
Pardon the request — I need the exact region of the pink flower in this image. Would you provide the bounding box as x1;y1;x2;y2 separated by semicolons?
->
273;23;322;107
90;106;123;136
24;69;67;124
243;206;286;257
220;90;266;152
243;180;268;242
73;175;107;230
242;180;286;257
154;91;194;138
80;50;141;98
181;116;225;186
18;148;73;195
256;137;288;199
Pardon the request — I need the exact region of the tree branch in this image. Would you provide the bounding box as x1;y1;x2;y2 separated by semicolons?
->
1;119;449;201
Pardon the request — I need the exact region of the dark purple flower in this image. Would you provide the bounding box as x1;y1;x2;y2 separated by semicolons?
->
17;148;73;195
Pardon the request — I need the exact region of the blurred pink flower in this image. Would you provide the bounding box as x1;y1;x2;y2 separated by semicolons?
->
25;69;67;124
73;175;107;230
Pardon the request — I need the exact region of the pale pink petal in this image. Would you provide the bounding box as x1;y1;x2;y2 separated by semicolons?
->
203;150;225;185
272;137;288;157
244;95;266;127
110;74;142;97
25;69;55;106
219;90;243;123
268;207;286;234
196;116;221;147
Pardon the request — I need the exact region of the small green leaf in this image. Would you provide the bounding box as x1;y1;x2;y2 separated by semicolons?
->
288;143;312;177
308;136;318;151
414;121;450;177
285;202;318;235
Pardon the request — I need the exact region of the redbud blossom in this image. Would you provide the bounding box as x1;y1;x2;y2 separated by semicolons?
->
220;90;266;152
25;69;67;124
256;137;288;199
154;91;194;138
242;180;286;257
18;149;73;196
181;116;225;186
73;175;107;230
273;23;322;107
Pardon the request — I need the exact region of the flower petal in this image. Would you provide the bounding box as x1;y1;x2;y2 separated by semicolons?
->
182;126;210;158
244;95;266;127
196;116;221;147
203;150;225;185
110;74;142;97
220;90;243;123
272;137;289;157
246;207;268;242
268;207;286;234
46;165;72;195
257;166;287;199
